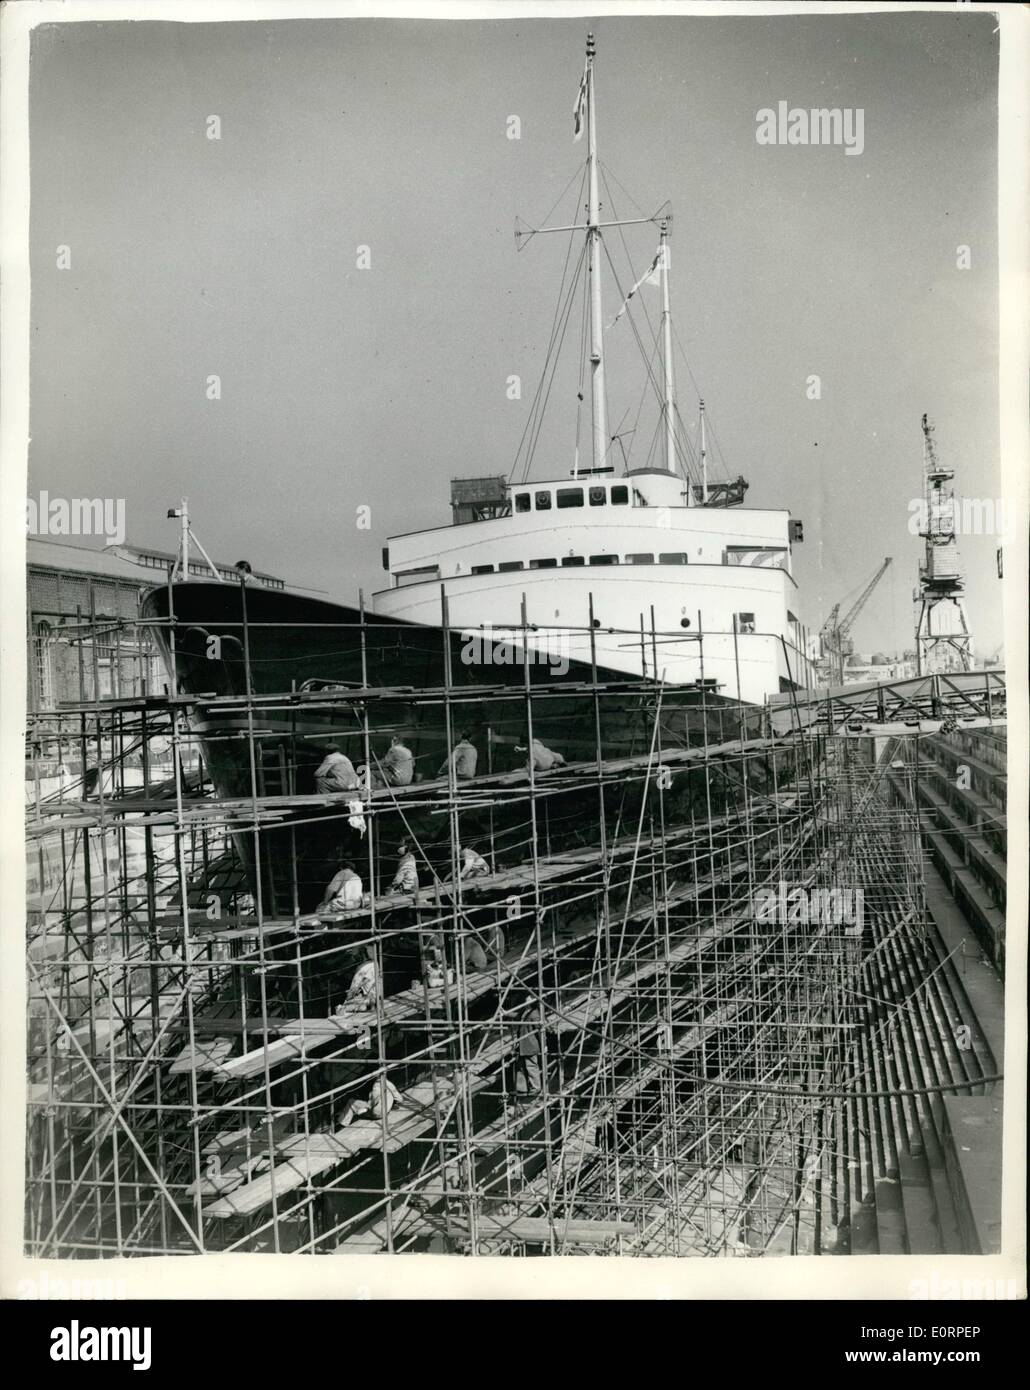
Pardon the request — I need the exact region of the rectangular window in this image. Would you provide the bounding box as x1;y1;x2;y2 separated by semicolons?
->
610;485;629;505
589;554;618;566
556;487;584;509
560;556;585;567
471;564;495;575
515;493;531;513
725;546;788;568
626;553;654;565
658;552;688;565
498;560;524;572
589;487;606;507
396;565;440;587
529;558;557;569
534;491;552;510
737;612;756;634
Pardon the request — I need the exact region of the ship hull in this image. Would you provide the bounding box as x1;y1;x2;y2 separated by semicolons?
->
143;581;763;924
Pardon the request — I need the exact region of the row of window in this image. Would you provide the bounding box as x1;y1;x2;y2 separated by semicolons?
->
471;552;690;575
514;485;630;513
133;551;286;590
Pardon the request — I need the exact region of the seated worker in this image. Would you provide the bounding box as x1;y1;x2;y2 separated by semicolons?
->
436;732;478;781
457;845;490;880
424;956;448;989
317;860;363;914
465;922;506;973
519;737;566;773
360;734;415;790
390;842;419;895
333;946;379;1013
339;1076;402;1127
314;742;360;794
380;734;414;787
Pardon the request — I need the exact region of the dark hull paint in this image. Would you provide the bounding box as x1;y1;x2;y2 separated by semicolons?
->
143;581;764;995
138;582;794;1249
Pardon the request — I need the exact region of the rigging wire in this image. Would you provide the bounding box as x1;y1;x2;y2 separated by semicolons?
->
509;167;589;482
519;244;588;484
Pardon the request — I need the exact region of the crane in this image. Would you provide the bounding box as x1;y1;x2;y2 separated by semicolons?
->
820;557;892;686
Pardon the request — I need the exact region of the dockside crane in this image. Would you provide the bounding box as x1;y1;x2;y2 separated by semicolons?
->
820;557;893;686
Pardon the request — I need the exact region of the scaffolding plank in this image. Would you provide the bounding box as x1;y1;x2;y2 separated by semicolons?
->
169;1038;233;1074
446;1215;635;1245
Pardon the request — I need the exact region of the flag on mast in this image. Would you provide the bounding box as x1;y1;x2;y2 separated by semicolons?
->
609;249;663;327
573;61;588;141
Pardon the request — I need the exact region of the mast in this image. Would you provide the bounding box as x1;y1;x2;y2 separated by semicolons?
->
699;398;708;503
659;217;678;481
586;32;609;471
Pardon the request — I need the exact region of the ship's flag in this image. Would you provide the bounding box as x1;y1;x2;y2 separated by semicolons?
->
573;62;588;141
609;249;663;327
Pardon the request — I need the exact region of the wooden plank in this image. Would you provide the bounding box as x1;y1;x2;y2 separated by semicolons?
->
448;1215;635;1245
218;1035;308;1079
169;1038;233;1074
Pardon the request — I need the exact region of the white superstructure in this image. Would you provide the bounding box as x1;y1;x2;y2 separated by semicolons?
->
374;33;813;705
374;470;810;704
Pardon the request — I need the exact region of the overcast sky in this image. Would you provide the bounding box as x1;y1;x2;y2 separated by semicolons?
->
28;9;1001;657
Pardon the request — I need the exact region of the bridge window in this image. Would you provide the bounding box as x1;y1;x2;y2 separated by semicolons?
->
396;565;440;587
610;486;629;505
658;552;688;565
498;560;524;572
626;553;654;565
515;493;531;513
530;558;557;569
736;612;756;634
556;487;584;509
471;564;495;575
589;487;606;507
589;554;618;566
534;491;552;510
560;556;585;567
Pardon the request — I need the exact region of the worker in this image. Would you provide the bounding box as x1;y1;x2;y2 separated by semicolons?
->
465;922;505;973
340;1076;402;1127
437;731;478;780
314;743;360;794
520;737;566;773
424;954;448;989
380;734;415;787
390;842;419;895
457;845;490;880
336;945;379;1012
317;860;363;913
514;1003;545;1099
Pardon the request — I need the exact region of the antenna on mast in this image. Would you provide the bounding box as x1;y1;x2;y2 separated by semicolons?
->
659;216;681;490
166;499;224;583
585;32;609;472
699;398;708;504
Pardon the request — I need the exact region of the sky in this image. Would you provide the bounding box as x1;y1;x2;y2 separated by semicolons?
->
27;8;1002;658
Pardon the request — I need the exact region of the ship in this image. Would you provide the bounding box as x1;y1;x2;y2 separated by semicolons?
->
142;30;813;1000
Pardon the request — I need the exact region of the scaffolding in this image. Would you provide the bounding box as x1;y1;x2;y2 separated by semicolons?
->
23;610;1006;1258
